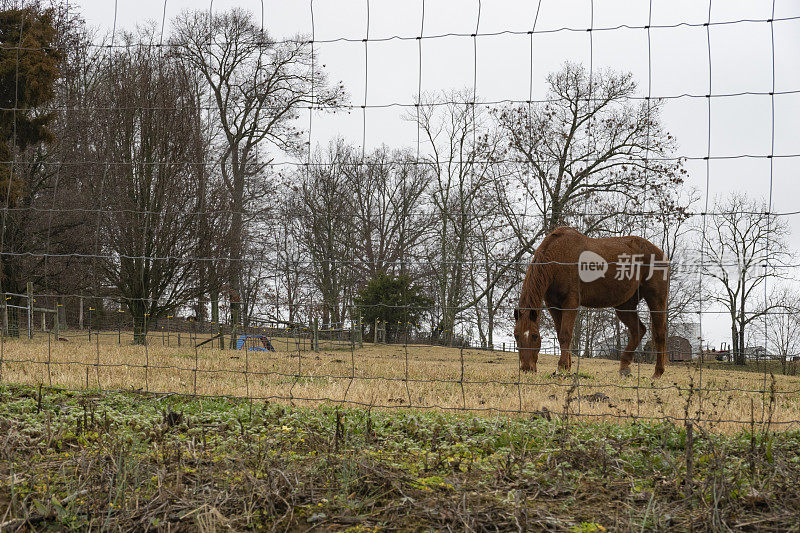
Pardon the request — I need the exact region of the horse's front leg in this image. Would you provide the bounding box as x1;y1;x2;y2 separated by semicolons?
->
556;299;578;372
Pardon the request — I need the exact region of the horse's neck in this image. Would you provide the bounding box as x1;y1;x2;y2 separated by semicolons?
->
522;261;550;309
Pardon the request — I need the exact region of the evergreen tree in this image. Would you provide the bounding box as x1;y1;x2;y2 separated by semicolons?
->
0;5;60;207
355;271;431;343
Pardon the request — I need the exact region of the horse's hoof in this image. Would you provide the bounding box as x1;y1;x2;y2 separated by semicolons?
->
619;367;632;377
651;371;663;380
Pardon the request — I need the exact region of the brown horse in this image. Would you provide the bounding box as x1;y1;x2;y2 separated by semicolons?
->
514;226;670;379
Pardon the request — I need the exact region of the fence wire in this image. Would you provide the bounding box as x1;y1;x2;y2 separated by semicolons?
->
0;0;798;433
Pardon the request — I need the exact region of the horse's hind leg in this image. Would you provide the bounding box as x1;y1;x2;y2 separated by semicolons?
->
614;306;647;377
645;293;668;379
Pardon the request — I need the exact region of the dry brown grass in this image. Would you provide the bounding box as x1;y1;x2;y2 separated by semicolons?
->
2;330;799;433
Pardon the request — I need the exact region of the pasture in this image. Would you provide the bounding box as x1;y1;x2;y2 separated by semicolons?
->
1;384;799;531
2;332;798;434
2;335;800;530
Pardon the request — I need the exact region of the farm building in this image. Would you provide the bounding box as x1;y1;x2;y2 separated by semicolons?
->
595;321;700;361
664;335;693;362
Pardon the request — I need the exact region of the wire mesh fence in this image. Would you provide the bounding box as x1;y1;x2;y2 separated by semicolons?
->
1;291;798;436
0;0;799;437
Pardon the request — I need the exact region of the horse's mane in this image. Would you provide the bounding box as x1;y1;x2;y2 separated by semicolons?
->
519;233;558;313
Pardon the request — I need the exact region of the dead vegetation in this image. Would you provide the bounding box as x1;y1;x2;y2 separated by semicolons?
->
1;332;799;434
0;385;798;532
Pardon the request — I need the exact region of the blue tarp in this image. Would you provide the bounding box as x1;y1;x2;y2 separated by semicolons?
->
236;335;276;352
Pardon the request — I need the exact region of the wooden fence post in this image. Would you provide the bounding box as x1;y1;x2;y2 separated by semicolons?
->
53;303;60;339
26;282;33;339
78;295;84;330
312;317;319;352
1;293;7;337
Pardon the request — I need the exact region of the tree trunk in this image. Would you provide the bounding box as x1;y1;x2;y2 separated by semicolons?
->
228;154;245;349
133;313;147;345
211;292;222;349
487;306;494;349
194;299;207;324
739;318;747;365
441;313;456;346
733;323;745;365
230;299;241;348
739;294;747;364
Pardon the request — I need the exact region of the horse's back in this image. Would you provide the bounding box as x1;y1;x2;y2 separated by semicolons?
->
536;227;668;308
587;234;666;261
538;227;665;262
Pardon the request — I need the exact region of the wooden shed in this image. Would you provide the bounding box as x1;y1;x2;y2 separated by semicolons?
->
666;335;693;362
644;335;693;362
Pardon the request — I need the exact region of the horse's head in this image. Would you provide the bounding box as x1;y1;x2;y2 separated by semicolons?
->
514;307;541;372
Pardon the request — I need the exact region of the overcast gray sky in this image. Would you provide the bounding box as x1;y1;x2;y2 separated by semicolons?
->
71;0;800;347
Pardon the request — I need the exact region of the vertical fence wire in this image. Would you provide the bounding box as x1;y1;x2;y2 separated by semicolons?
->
761;0;777;425
575;0;595;420
0;1;795;429
698;0;714;422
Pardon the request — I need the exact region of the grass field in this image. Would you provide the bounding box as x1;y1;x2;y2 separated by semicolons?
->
1;331;799;434
1;385;798;531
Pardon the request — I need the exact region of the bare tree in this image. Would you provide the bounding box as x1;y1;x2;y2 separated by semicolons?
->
699;193;791;365
408;90;501;342
34;12;106;325
294;140;356;328
344;145;430;281
89;30;205;343
454;62;686;318
271;198;308;325
487;63;687;355
756;286;800;374
465;198;517;349
493;62;685;240
646;190;700;326
173;8;345;342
